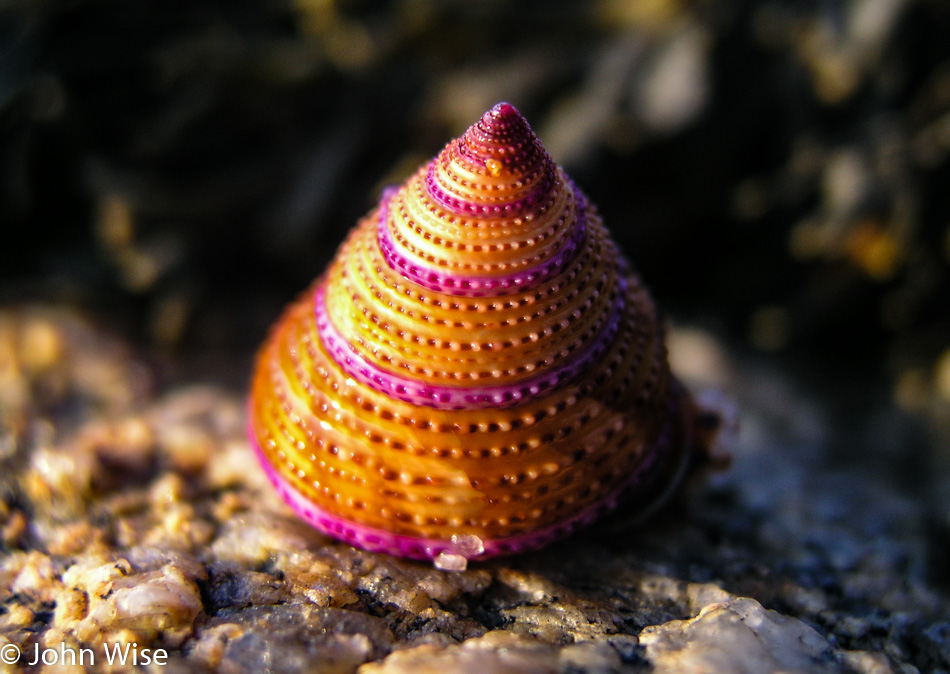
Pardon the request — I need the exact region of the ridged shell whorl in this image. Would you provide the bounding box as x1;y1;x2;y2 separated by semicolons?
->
249;103;715;568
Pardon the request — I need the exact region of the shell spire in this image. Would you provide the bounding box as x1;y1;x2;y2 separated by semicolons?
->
248;103;720;568
393;101;580;297
455;102;548;184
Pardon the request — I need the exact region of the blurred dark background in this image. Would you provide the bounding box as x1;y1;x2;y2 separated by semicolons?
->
2;0;949;451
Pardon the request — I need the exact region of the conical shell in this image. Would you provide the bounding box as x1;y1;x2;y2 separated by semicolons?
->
249;103;713;565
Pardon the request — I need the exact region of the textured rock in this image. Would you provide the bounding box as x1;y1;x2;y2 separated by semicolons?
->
640;597;892;674
359;631;561;674
0;307;945;673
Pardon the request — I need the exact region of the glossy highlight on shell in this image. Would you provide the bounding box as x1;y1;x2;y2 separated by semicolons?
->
248;103;718;568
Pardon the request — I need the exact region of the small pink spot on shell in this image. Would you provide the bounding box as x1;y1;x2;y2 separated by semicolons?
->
450;533;485;557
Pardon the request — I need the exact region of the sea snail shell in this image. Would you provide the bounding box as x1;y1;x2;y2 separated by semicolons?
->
248;103;720;568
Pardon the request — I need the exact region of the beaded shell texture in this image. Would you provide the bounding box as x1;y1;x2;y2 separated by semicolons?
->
248;103;717;569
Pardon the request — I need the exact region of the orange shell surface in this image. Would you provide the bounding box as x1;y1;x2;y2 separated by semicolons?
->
248;103;710;564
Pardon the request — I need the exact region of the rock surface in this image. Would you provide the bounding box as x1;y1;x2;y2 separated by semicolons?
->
0;307;945;673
